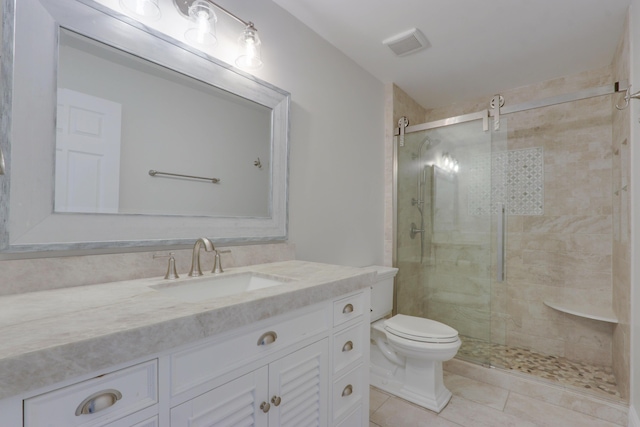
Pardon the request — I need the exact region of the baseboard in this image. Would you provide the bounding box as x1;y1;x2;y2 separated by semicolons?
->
628;405;639;427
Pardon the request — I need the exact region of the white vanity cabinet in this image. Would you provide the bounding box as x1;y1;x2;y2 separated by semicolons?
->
4;288;370;427
170;339;328;426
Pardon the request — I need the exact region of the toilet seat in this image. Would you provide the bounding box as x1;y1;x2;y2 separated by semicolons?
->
384;314;459;344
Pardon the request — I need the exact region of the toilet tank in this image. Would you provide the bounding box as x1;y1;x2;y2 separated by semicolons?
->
363;266;398;322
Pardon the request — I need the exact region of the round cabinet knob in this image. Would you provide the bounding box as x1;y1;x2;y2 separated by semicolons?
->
342;384;353;397
257;331;278;346
271;395;281;406
75;389;122;416
260;401;271;413
342;341;353;352
342;303;354;314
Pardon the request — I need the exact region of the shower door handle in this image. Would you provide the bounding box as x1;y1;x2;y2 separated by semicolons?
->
497;204;505;282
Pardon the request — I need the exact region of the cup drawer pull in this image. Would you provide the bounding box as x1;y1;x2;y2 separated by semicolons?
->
342;341;353;352
342;384;353;397
342;303;354;314
257;331;278;346
75;389;122;416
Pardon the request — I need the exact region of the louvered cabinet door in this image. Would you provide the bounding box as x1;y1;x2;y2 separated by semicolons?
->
170;366;269;427
268;339;329;427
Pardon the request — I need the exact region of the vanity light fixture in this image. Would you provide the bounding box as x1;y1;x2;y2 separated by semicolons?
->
119;0;161;19
172;0;263;69
441;152;459;174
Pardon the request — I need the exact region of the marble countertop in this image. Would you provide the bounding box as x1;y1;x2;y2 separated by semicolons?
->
0;260;375;399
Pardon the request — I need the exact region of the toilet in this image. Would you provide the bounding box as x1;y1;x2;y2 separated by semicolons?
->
366;266;461;413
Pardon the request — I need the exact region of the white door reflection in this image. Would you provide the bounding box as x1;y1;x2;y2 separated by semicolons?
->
55;88;122;213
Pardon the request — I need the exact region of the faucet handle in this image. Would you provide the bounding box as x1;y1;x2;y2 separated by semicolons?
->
153;252;179;280
212;250;231;274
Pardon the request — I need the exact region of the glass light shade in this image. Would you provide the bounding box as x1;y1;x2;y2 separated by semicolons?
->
185;0;217;46
236;23;263;69
442;153;450;168
119;0;161;19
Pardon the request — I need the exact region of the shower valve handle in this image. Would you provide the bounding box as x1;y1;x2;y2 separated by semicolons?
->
410;223;424;239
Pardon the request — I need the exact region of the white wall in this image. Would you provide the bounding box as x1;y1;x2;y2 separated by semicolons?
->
196;0;387;266
630;1;640;425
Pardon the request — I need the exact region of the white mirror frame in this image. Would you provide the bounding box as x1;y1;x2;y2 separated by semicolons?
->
0;0;290;253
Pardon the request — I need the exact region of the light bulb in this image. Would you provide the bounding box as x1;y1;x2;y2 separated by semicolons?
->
236;23;263;69
185;0;217;46
120;0;160;19
443;153;450;168
195;11;211;43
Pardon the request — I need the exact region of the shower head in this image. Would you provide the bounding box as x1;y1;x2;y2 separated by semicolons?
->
411;136;433;160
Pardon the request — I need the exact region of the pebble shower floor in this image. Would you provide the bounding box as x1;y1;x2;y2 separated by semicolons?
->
457;336;621;399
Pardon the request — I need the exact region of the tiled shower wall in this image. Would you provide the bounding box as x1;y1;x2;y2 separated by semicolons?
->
495;84;614;366
611;14;631;400
387;20;630;397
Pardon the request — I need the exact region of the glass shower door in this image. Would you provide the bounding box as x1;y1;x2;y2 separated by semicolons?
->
395;118;501;367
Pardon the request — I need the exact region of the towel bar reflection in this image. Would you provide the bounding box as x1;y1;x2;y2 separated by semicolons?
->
149;169;220;183
0;144;5;175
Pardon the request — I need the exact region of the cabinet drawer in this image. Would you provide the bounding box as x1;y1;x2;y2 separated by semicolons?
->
106;414;158;427
333;322;366;374
24;360;157;427
171;306;329;396
333;292;364;327
334;406;362;427
332;364;365;421
128;417;158;427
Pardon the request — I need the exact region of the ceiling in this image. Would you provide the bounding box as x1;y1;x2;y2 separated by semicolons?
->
272;0;631;109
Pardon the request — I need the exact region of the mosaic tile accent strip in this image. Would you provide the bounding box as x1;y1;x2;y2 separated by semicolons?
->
457;336;621;399
468;147;544;216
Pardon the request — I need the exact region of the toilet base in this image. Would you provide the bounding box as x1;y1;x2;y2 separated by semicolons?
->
370;346;453;413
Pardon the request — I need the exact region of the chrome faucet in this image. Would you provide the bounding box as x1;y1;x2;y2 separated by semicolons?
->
188;237;215;277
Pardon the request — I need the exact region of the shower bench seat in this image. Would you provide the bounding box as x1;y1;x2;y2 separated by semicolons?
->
543;300;618;324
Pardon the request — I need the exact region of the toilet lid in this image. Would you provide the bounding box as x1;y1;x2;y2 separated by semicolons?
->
384;314;459;343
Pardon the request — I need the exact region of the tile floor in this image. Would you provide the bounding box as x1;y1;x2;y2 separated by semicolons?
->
369;359;629;427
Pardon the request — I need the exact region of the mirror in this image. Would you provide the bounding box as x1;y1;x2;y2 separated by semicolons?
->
0;0;290;253
56;30;271;217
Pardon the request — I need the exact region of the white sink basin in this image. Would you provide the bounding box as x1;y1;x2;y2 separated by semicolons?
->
150;273;291;303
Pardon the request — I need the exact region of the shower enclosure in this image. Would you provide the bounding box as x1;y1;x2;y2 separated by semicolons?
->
392;80;627;399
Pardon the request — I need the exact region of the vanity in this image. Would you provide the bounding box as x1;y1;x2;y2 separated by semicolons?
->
0;261;374;426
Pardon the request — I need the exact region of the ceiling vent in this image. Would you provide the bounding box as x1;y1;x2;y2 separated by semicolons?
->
383;28;431;57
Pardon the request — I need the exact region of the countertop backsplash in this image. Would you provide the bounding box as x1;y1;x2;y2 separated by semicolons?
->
0;242;296;296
